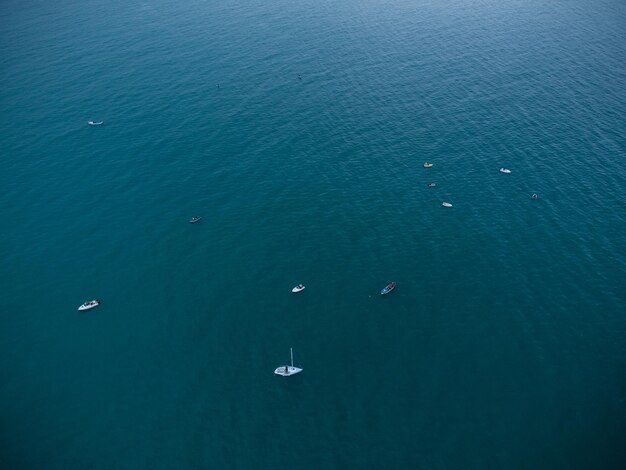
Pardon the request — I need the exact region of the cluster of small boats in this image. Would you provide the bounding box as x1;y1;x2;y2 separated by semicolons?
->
276;280;397;377
291;281;396;296
423;161;452;207
423;162;536;205
78;157;534;375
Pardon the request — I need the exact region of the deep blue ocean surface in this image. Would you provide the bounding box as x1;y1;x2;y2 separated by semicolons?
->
1;0;625;468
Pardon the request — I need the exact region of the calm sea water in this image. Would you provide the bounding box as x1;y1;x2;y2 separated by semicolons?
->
1;0;625;468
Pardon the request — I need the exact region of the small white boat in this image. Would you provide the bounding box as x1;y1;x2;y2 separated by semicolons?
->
88;121;103;126
381;281;396;295
532;193;538;199
78;299;100;311
292;284;305;293
427;182;436;188
442;202;453;208
423;162;433;168
274;348;302;376
189;216;201;223
499;168;511;173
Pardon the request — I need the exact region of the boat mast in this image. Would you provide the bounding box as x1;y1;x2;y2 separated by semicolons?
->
290;348;294;367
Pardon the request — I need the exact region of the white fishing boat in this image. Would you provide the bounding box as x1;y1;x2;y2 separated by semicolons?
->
381;281;396;295
442;202;453;208
292;284;305;293
274;348;302;376
88;121;103;126
189;216;201;223
78;299;100;311
499;167;511;173
423;162;433;168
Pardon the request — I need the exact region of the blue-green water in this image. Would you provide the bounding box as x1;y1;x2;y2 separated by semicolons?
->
1;0;625;468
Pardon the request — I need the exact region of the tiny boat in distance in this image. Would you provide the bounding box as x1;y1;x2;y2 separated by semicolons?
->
292;284;305;293
88;121;103;126
442;202;453;207
499;167;511;173
189;216;201;223
423;162;433;168
274;348;302;376
381;281;396;295
78;299;100;311
427;182;436;188
532;193;538;200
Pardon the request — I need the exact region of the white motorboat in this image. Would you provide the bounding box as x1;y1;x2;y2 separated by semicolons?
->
442;202;453;208
274;348;302;376
88;121;103;126
499;167;511;173
78;299;100;311
423;162;433;168
189;216;201;223
292;284;305;293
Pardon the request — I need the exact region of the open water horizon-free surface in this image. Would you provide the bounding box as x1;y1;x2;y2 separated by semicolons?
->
1;0;625;468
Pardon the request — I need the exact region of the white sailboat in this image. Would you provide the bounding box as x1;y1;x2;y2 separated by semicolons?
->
274;348;302;376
